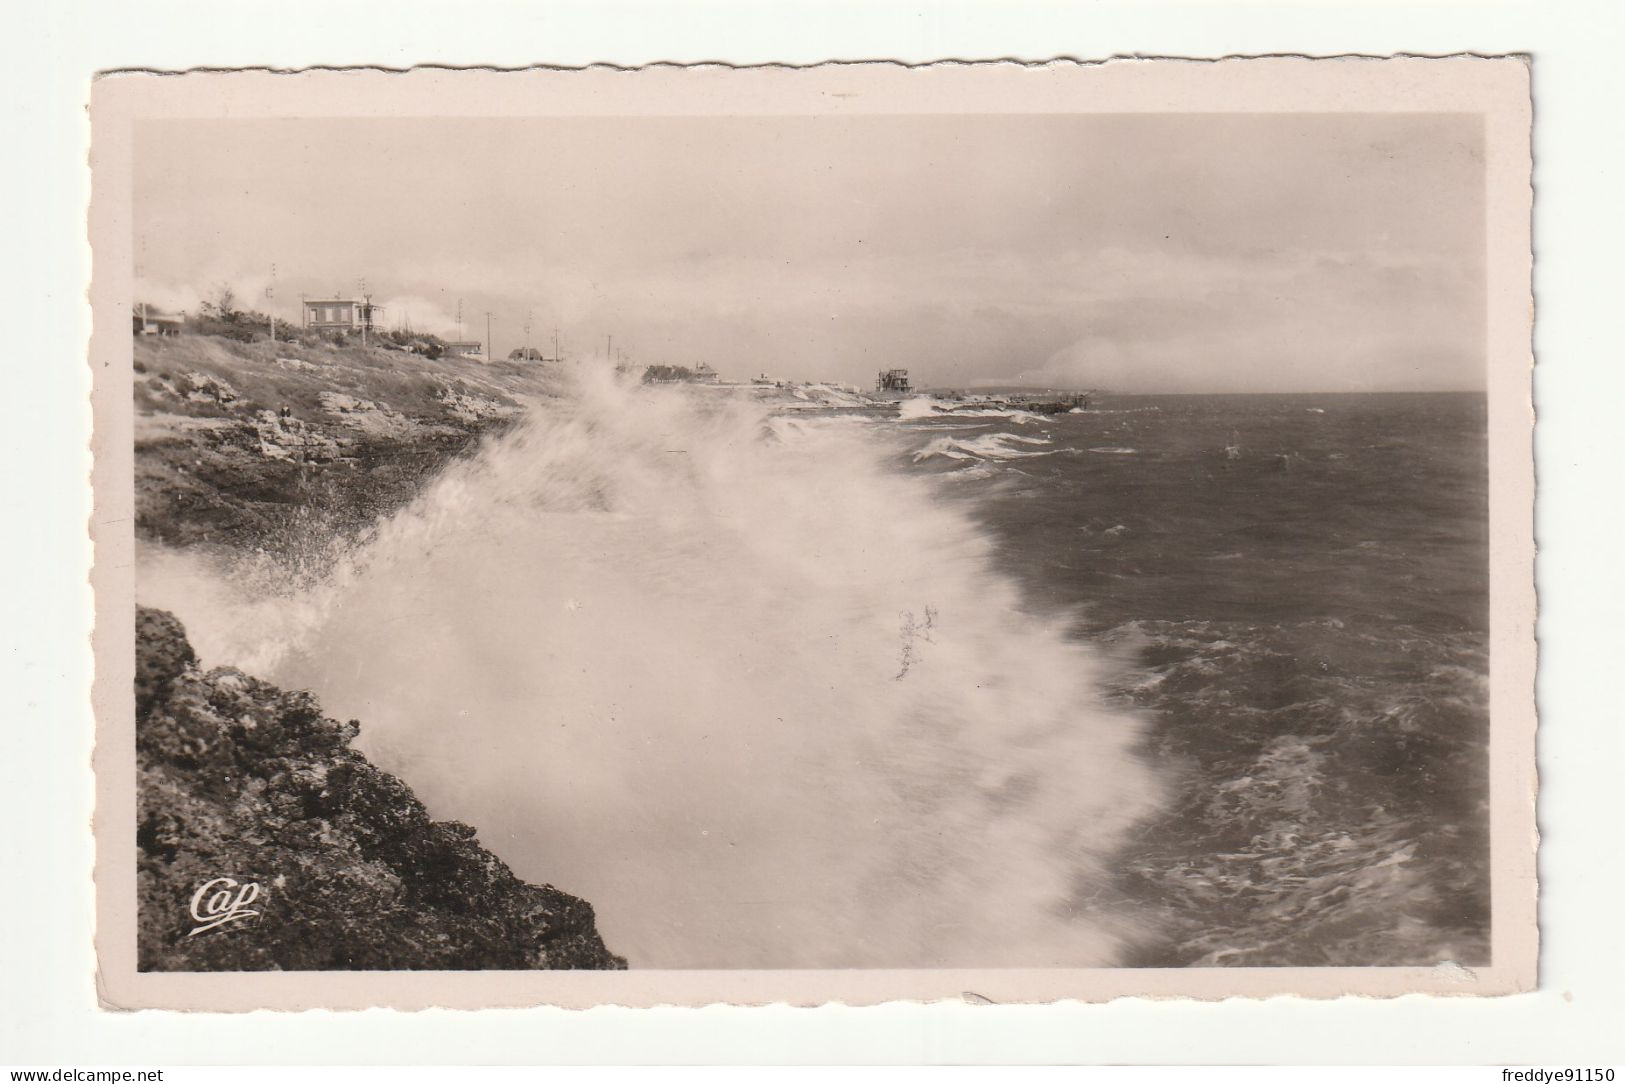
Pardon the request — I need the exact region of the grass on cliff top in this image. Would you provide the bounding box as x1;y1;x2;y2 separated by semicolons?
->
133;332;557;429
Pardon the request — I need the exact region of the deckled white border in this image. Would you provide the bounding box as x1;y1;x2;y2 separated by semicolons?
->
4;0;1621;1065
87;58;1535;1013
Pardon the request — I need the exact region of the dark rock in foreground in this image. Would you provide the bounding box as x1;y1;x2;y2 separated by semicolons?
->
135;606;625;971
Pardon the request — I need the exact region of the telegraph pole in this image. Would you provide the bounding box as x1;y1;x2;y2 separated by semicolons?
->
553;327;559;363
266;263;277;344
359;278;370;349
485;311;493;363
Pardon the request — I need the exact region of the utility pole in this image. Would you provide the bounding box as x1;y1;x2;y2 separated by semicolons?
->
485;311;493;363
607;333;613;361
523;310;533;360
266;263;277;343
359;278;370;349
456;298;464;342
553;327;559;363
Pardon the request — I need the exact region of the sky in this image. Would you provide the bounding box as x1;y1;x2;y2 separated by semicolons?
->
133;113;1485;392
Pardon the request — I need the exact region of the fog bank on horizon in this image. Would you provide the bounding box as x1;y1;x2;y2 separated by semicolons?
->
134;113;1485;393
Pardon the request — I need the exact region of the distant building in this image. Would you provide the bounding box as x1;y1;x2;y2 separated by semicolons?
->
302;298;383;335
692;363;720;384
876;369;912;393
442;341;487;361
509;347;554;363
132;303;183;336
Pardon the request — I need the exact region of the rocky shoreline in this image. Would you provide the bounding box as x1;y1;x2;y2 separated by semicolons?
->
133;332;545;554
132;331;625;970
136;606;625;971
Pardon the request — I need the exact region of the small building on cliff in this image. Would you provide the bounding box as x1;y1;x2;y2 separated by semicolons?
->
132;303;183;336
442;341;488;361
302;297;384;336
876;369;912;393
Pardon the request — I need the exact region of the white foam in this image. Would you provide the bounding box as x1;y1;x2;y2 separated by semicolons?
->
137;371;1160;969
914;432;1056;463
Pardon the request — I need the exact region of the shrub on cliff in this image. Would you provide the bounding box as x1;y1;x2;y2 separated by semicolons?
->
642;364;696;383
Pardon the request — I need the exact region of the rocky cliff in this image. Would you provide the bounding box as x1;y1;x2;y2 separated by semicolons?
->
133;332;549;553
135;606;624;971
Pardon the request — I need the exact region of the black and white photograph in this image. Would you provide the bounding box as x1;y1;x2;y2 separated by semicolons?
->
87;59;1536;1008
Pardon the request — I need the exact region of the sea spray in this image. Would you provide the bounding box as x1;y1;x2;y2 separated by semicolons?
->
138;367;1162;968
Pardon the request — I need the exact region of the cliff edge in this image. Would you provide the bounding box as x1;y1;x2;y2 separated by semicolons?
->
135;606;625;971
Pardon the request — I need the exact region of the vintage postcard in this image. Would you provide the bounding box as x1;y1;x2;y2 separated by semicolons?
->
89;58;1535;1010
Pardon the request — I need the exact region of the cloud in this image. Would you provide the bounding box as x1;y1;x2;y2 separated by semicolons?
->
135;274;274;317
134;237;1480;392
376;295;462;340
133;114;1484;391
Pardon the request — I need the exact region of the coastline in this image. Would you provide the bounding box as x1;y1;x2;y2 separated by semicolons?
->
133;331;550;554
131;331;629;969
131;333;1493;971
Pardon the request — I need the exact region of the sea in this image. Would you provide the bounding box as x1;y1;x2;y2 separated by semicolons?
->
139;374;1491;970
905;390;1491;967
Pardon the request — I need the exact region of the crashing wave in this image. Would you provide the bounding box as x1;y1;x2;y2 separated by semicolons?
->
913;432;1055;463
136;369;1160;970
